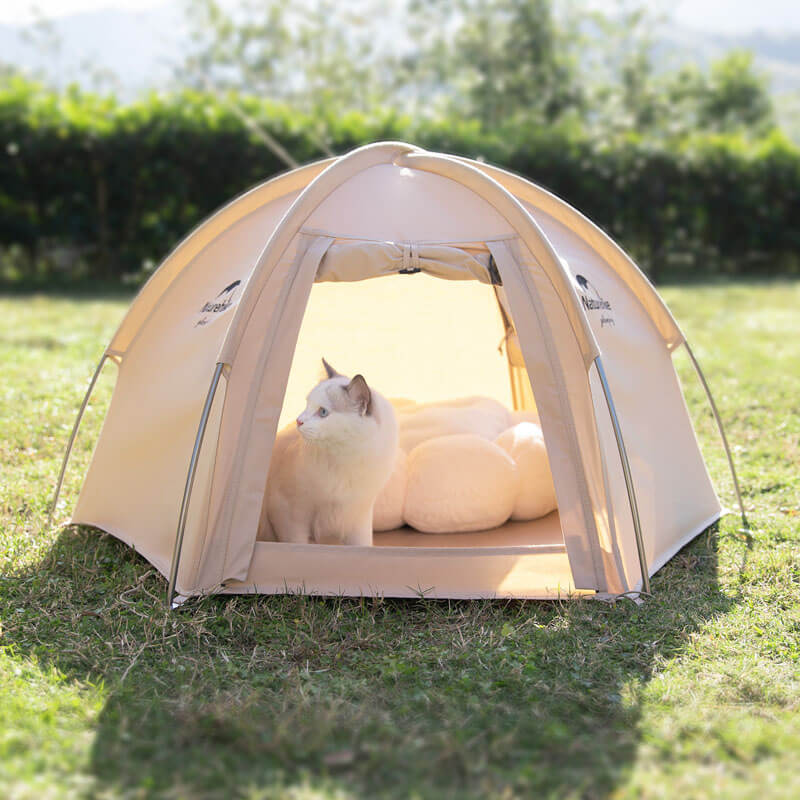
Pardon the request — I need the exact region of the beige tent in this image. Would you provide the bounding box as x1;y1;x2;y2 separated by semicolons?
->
53;141;745;606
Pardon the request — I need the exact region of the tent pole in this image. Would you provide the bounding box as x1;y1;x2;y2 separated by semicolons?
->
167;362;225;609
594;357;651;595
50;353;109;518
683;342;748;527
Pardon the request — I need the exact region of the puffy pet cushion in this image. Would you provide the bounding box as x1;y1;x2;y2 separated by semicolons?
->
395;396;512;452
404;434;519;533
373;449;408;531
495;423;557;521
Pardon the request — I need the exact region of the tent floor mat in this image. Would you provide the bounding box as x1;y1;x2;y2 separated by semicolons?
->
373;510;563;549
221;511;577;600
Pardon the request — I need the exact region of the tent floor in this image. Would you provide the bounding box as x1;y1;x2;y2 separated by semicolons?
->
374;510;563;549
223;511;580;599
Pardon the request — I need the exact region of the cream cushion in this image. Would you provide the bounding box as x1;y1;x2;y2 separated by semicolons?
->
395;396;512;452
494;422;557;521
373;449;408;532
403;434;519;533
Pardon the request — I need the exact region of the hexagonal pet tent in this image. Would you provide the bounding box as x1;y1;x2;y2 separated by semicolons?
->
53;142;745;605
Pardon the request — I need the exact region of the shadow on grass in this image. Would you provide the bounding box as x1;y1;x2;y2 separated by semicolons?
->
2;522;739;799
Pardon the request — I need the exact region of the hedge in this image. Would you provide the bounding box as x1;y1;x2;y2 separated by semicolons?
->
2;78;799;283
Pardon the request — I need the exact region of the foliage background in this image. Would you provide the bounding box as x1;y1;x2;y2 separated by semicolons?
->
1;0;799;284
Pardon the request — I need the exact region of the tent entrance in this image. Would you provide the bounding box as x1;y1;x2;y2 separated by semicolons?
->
263;237;563;554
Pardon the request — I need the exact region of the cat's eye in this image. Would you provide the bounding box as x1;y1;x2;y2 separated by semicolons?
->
318;407;329;417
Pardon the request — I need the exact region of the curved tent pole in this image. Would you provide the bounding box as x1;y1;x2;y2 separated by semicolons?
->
219;142;422;365
452;156;683;350
594;357;651;596
683;342;748;527
394;151;600;364
50;353;109;518
167;362;225;609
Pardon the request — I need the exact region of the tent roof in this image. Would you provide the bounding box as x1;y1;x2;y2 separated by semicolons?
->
105;142;683;361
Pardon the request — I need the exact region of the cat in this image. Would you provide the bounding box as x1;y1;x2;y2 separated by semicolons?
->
257;359;398;546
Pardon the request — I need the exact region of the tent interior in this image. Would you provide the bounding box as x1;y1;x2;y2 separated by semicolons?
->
264;245;567;554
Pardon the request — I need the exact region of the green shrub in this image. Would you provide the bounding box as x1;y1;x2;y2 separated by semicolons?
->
1;78;799;282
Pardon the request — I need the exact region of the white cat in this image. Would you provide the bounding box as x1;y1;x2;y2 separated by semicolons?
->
258;359;398;546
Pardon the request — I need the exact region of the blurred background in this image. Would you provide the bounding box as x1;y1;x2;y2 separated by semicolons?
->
2;0;799;286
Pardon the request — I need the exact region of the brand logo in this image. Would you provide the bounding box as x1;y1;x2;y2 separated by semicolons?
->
575;274;615;328
194;279;241;327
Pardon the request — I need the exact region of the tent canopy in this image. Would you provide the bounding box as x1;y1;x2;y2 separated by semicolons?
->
59;142;729;604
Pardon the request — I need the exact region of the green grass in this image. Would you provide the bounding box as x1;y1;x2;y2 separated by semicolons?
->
1;281;799;799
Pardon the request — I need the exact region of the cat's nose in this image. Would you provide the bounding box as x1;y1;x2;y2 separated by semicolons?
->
296;418;304;427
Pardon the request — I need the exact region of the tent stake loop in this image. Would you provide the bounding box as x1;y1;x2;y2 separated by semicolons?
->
683;342;747;526
50;353;109;518
167;362;224;608
595;356;651;595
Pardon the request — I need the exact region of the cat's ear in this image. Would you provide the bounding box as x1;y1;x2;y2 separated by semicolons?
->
346;374;372;416
321;357;343;380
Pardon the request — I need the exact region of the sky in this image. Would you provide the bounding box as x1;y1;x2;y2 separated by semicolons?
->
2;0;800;34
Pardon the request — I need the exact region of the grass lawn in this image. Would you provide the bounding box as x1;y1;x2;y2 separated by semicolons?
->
1;279;799;799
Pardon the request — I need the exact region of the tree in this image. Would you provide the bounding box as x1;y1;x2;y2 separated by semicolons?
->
179;0;390;160
179;0;584;135
457;0;582;126
697;51;774;134
176;0;776;145
395;0;582;128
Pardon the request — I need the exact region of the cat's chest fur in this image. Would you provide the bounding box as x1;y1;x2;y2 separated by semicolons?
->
294;435;382;507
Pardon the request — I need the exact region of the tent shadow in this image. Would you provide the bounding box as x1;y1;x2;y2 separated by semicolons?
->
3;522;739;798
